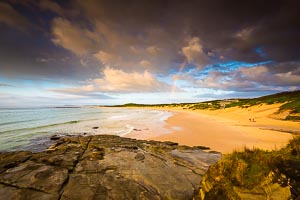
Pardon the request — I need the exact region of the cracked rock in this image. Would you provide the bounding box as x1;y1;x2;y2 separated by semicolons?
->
0;135;221;200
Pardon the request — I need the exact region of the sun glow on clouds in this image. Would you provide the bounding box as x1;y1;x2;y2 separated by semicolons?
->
0;1;300;106
50;66;172;97
94;66;171;93
195;64;300;91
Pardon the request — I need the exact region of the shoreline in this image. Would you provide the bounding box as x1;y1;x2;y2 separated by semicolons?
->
123;105;298;153
3;105;296;154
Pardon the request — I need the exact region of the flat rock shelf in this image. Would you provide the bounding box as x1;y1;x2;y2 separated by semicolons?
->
0;135;221;200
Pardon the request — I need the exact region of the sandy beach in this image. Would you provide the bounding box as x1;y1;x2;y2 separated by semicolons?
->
130;104;299;153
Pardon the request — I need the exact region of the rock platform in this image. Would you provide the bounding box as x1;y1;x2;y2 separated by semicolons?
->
0;135;221;200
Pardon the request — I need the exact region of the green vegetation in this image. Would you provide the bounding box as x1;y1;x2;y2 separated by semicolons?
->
111;103;182;107
280;100;300;114
285;116;300;121
225;90;300;112
110;90;300;121
224;90;300;121
195;137;300;199
187;100;222;110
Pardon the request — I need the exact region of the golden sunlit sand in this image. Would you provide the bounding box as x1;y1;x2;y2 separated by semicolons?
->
127;104;299;153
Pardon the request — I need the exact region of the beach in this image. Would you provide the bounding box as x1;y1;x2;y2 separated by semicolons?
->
130;104;299;153
1;104;298;154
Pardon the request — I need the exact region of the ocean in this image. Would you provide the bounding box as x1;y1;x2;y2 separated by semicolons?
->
0;107;173;152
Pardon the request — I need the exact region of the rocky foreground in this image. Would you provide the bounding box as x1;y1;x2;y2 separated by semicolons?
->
0;135;221;200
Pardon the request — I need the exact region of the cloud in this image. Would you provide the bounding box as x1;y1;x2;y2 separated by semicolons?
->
139;60;152;68
1;0;300;103
36;57;56;63
50;16;180;73
51;18;97;55
94;51;121;66
236;65;300;87
274;72;300;86
235;27;255;40
182;37;209;68
49;87;114;99
49;84;114;99
48;1;189;73
0;91;114;107
196;63;300;91
47;1;300;75
3;1;300;66
0;2;32;31
146;46;160;56
194;91;273;99
50;67;172;96
196;71;257;91
94;66;171;93
39;0;63;15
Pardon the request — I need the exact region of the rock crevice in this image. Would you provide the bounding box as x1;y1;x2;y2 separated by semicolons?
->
0;135;221;200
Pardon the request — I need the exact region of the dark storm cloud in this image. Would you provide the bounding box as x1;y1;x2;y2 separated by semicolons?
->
0;0;299;90
75;0;300;61
179;0;300;62
0;1;34;32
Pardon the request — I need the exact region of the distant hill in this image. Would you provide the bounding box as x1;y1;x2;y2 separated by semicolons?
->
114;90;300;121
225;90;299;110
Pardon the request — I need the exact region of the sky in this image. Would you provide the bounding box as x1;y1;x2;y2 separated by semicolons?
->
0;0;299;106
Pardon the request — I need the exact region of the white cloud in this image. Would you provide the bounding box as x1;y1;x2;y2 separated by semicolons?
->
50;67;171;95
94;66;171;92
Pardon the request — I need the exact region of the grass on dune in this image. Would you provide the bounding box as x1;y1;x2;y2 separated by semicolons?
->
200;137;300;199
111;90;300;121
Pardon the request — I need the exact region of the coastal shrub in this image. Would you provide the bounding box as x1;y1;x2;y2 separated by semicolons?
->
197;137;300;199
280;101;300;114
224;91;300;119
221;148;274;188
285;116;300;121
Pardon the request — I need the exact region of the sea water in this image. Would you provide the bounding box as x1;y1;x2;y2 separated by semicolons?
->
0;107;173;152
